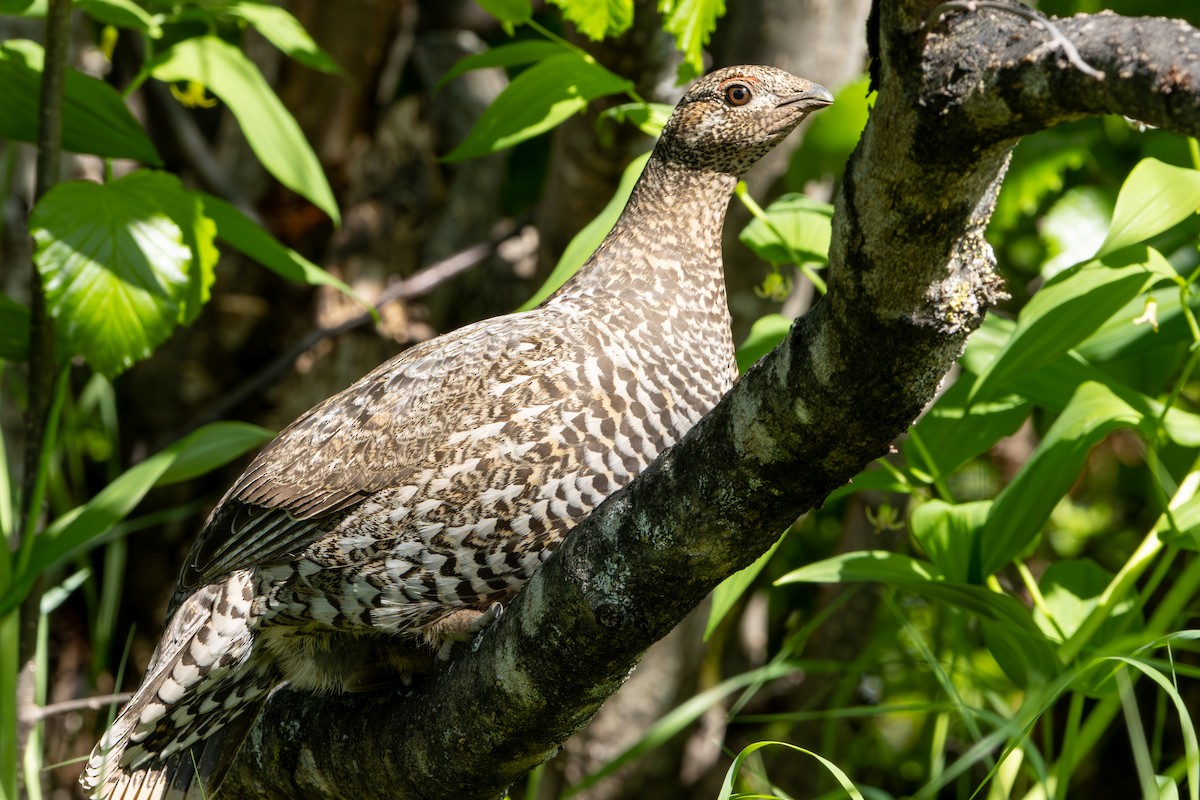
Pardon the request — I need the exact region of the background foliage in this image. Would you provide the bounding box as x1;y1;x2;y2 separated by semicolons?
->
1;0;1199;798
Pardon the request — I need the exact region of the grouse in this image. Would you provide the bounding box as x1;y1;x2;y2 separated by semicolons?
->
82;64;833;799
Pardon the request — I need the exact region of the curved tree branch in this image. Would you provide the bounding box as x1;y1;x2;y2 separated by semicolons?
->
222;4;1200;798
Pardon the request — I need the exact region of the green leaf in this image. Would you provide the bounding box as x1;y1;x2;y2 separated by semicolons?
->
0;294;29;362
968;246;1169;404
786;75;872;187
199;192;367;305
76;0;161;35
738;193;833;266
825;464;914;502
1161;491;1200;551
1039;186;1113;277
222;1;343;75
1098;158;1200;257
658;0;726;82
596;101;672;138
991;125;1095;231
151;36;340;225
118;171;219;326
0;423;270;617
548;0;634;40
704;532;784;640
444;52;631;162
718;741;865;800
435;40;567;91
904;376;1031;482
779;551;1061;683
735;313;791;372
0;0;38;12
0;40;160;164
519;152;649;310
977;382;1144;579
909;500;989;583
1034;559;1138;648
476;0;533;29
155;421;274;485
30;177;198;377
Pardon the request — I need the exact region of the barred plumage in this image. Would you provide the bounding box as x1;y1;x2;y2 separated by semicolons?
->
82;65;832;799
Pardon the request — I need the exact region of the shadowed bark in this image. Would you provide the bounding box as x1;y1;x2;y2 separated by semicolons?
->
220;3;1200;798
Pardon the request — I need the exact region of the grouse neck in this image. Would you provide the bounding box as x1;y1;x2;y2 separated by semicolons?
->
549;153;740;307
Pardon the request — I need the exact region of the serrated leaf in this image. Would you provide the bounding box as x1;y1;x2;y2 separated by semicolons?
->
444;52;631;162
739;193;833;266
548;0;634;40
476;0;532;27
76;0;161;35
435;40;567;91
1098;158;1200;257
151;36;340;225
30;177;200;377
977;382;1144;579
519;151;649;310
968;246;1169;404
0;293;30;361
0;39;160;164
659;0;726;81
199;192;365;306
222;1;342;75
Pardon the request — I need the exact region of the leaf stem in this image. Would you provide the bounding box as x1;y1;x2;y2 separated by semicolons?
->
735;183;828;295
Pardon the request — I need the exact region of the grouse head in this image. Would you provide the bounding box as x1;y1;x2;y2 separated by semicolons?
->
658;65;833;177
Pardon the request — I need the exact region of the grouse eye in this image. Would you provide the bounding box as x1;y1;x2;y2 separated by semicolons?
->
724;83;752;107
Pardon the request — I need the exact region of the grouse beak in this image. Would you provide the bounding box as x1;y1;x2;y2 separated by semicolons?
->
777;83;834;112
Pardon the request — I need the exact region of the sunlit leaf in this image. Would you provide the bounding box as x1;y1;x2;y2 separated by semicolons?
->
1098;158;1200;257
30;176;198;377
735;313;791;372
909;500;989;583
718;741;865;800
659;0;726;82
968;246;1170;404
444;52;631;162
739;193;833;266
475;0;532;30
548;0;633;40
1033;559;1139;650
76;0;161;35
705;532;784;640
597;101;672;138
519;152;649;310
151;36;340;225
977;382;1144;579
787;75;870;187
435;40;567;91
0;39;160;164
1039;186;1113;278
222;1;343;74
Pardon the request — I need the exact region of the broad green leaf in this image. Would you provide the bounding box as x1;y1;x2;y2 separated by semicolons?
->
659;0;726;82
0;0;38;11
0;40;160;164
964;315;1200;448
519;152;649;310
1162;491;1200;551
199;192;366;305
156;421;273;485
735;313;790;372
1098;158;1200;257
739;193;833;266
977;382;1144;579
968;246;1170;404
76;0;161;35
909;500;989;583
825;464;914;502
444;52;631;162
476;0;532;29
0;293;29;361
904;373;1030;482
718;741;865;800
151;36;340;225
435;40;567;91
1039;186;1113;278
222;1;343;75
1033;559;1138;650
0;423;269;617
117;171;218;326
704;531;784;640
30;177;196;377
548;0;633;40
777;551;1059;671
596;101;672;138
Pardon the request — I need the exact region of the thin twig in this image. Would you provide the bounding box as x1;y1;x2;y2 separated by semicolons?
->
188;219;529;431
926;0;1106;80
23;692;134;723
